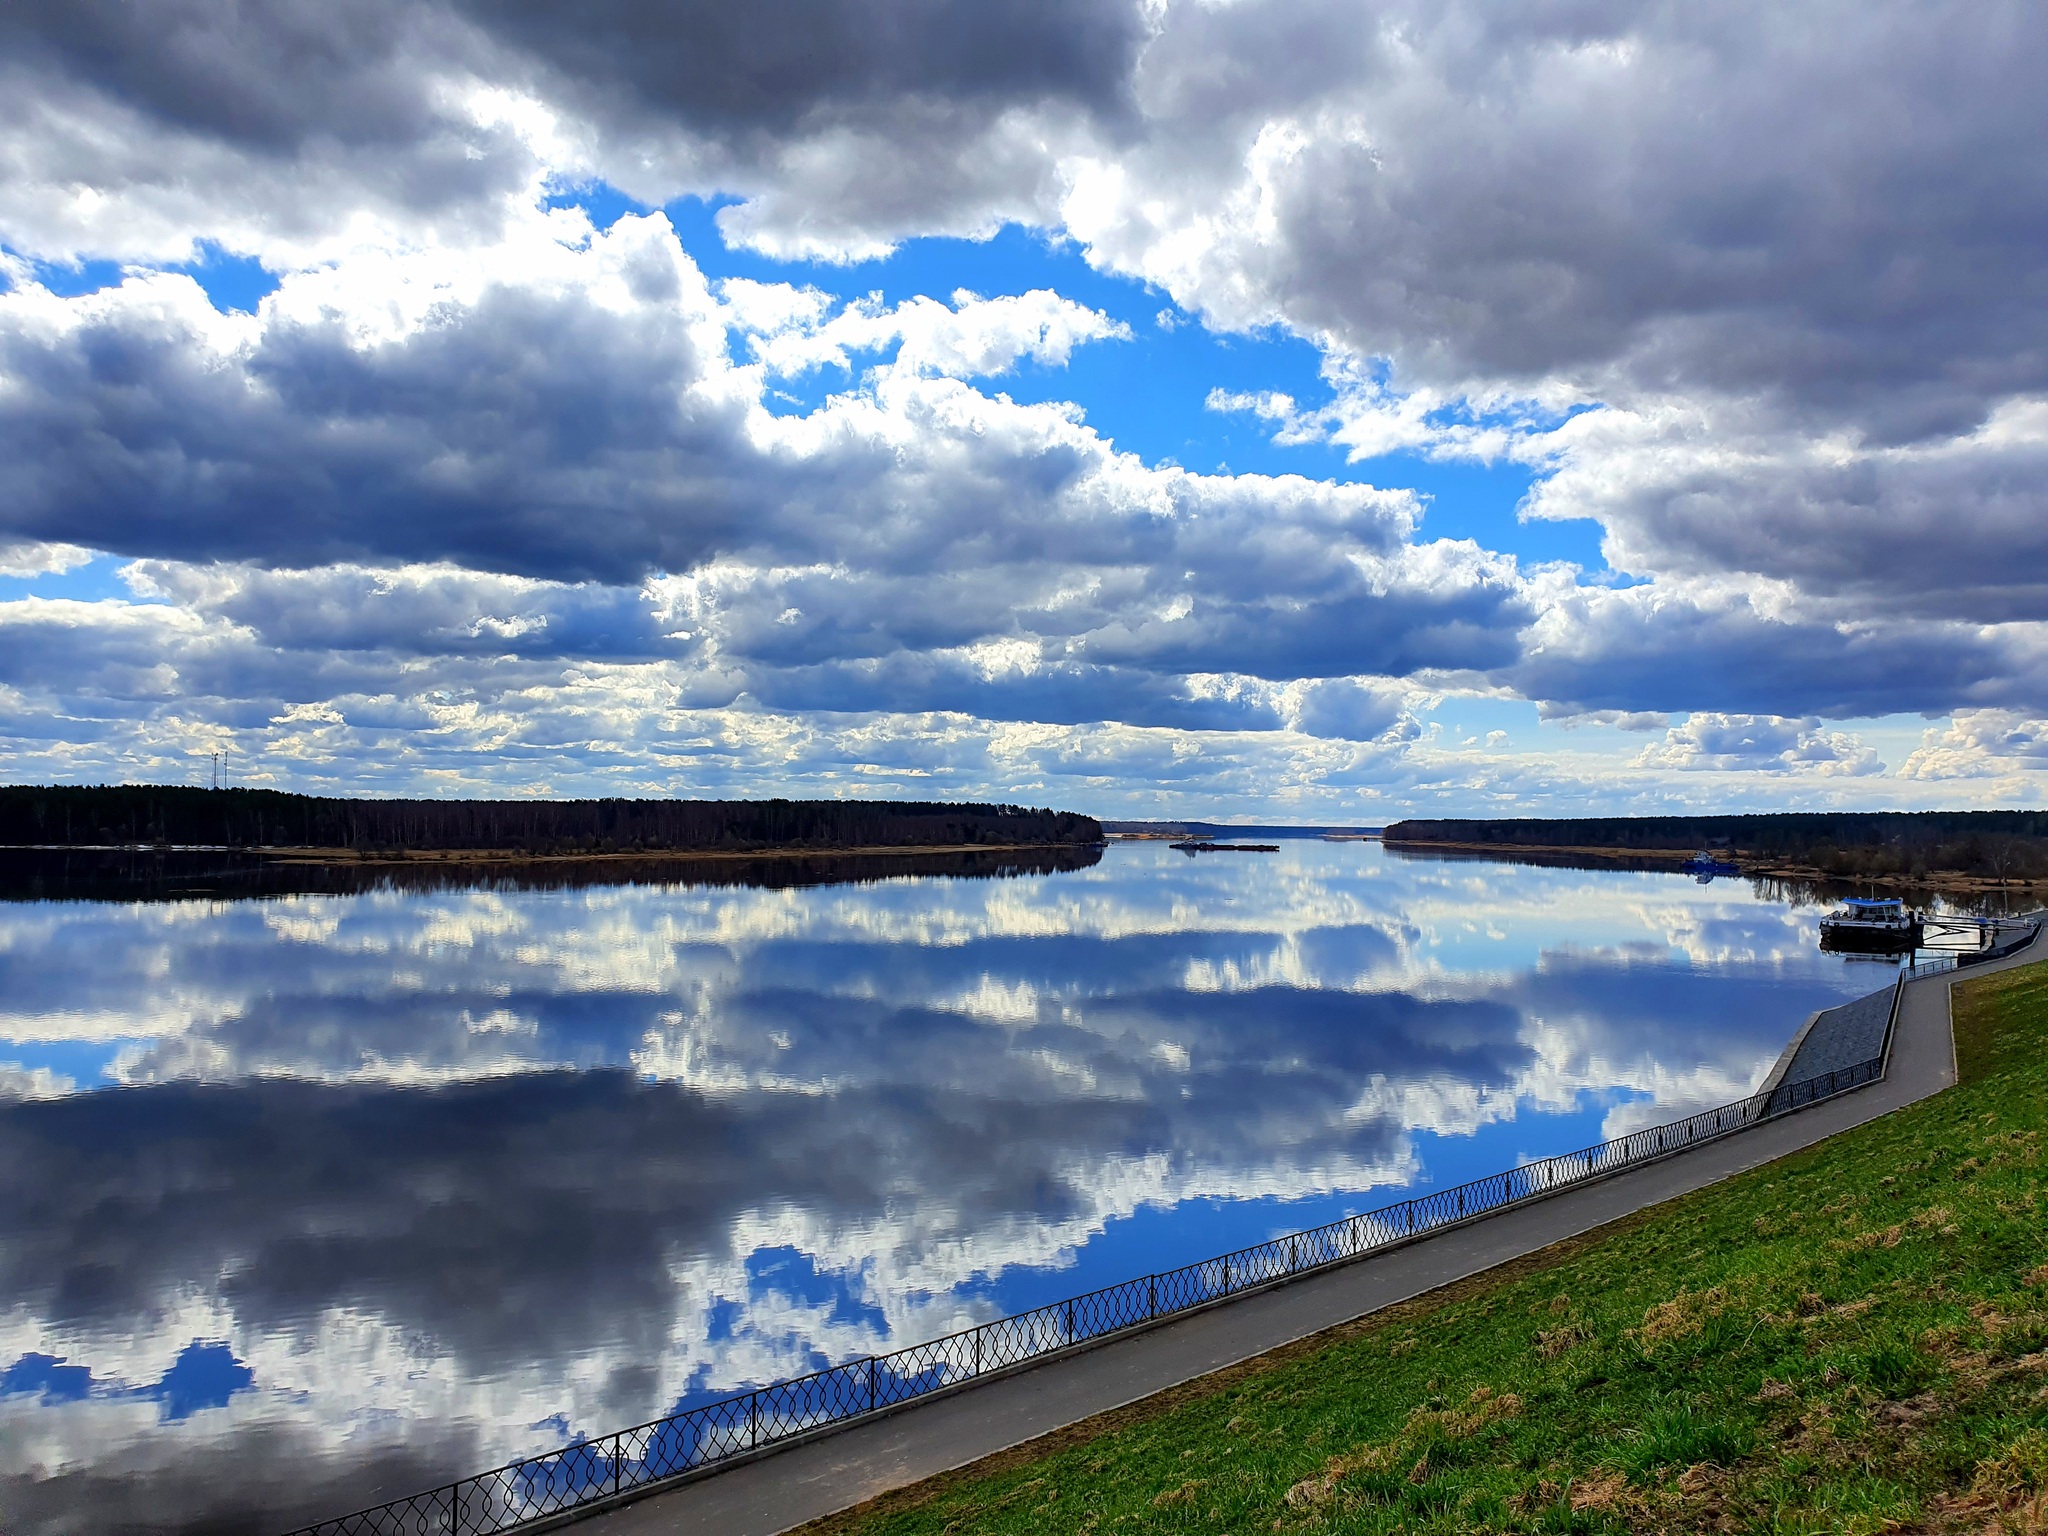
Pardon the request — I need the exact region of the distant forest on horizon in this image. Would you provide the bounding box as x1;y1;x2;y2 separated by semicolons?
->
1384;810;2048;880
0;786;1102;854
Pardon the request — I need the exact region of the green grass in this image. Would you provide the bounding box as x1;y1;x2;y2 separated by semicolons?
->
811;962;2048;1536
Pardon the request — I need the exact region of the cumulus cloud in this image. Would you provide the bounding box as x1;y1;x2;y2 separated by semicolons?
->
1080;3;2048;429
0;218;764;581
1633;714;1883;776
14;0;2045;441
0;214;1412;597
0;0;1143;269
1899;709;2048;782
732;284;1132;381
0;541;92;580
1;214;1561;762
1284;678;1418;742
1519;397;2048;623
0;0;2044;805
1507;573;2044;722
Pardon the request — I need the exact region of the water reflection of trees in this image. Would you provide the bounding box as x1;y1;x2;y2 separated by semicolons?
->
0;843;1103;904
1741;872;2026;918
1382;843;1680;875
1383;843;2027;917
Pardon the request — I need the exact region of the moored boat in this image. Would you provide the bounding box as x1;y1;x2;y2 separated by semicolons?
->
1818;896;1922;954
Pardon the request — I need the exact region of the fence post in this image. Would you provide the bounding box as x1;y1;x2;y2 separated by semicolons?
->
1289;1235;1297;1274
1223;1255;1231;1293
1066;1300;1075;1344
750;1393;758;1450
867;1357;876;1411
613;1436;621;1494
974;1330;982;1376
1148;1275;1157;1320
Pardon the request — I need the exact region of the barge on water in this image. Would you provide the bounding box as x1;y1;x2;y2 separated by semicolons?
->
1818;896;1923;954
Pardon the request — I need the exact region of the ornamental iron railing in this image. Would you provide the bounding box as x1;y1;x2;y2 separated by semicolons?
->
289;1038;1906;1535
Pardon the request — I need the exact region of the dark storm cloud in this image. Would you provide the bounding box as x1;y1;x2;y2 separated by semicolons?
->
0;0;1140;153
1122;1;2048;437
471;0;1144;135
10;0;2047;447
1507;583;2048;720
0;0;1144;264
0;2;457;154
1078;576;1529;681
1529;415;2048;624
0;258;773;583
745;655;1288;733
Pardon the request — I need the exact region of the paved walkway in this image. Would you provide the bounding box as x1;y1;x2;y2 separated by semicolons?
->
584;932;2043;1536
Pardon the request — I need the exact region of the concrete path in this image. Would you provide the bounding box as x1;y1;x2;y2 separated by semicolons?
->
584;933;2043;1536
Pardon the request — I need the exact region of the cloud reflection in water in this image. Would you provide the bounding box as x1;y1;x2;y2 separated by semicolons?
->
0;842;1875;1533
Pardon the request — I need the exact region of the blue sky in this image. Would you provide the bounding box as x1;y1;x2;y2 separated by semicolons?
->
642;201;1603;570
0;1;2043;815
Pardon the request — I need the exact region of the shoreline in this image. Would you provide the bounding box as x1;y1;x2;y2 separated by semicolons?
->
1381;836;2048;898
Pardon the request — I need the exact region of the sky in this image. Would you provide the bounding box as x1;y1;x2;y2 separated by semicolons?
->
0;0;2044;818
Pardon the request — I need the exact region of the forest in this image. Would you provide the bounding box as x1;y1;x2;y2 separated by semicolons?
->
0;786;1102;855
1383;810;2048;881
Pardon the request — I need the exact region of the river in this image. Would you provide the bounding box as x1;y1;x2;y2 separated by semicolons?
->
0;838;1897;1533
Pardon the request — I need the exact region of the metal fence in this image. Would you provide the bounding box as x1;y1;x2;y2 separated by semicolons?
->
289;1046;1899;1536
1957;919;2043;969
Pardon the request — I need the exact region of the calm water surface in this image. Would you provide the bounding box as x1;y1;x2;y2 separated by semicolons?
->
0;840;1893;1533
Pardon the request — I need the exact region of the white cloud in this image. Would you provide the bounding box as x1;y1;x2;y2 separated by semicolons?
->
1898;710;2048;782
735;285;1131;382
0;1;2044;808
1633;713;1883;777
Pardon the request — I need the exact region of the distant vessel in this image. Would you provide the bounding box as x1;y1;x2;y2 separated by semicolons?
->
1682;850;1742;878
1170;841;1281;854
1819;896;1922;954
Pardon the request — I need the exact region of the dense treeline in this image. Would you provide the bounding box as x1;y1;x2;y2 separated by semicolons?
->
0;786;1101;854
1384;811;2048;880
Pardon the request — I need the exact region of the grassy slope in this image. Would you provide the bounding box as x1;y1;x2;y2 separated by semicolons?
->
819;964;2048;1536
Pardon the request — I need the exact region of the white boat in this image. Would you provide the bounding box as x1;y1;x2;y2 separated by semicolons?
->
1818;896;1921;953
